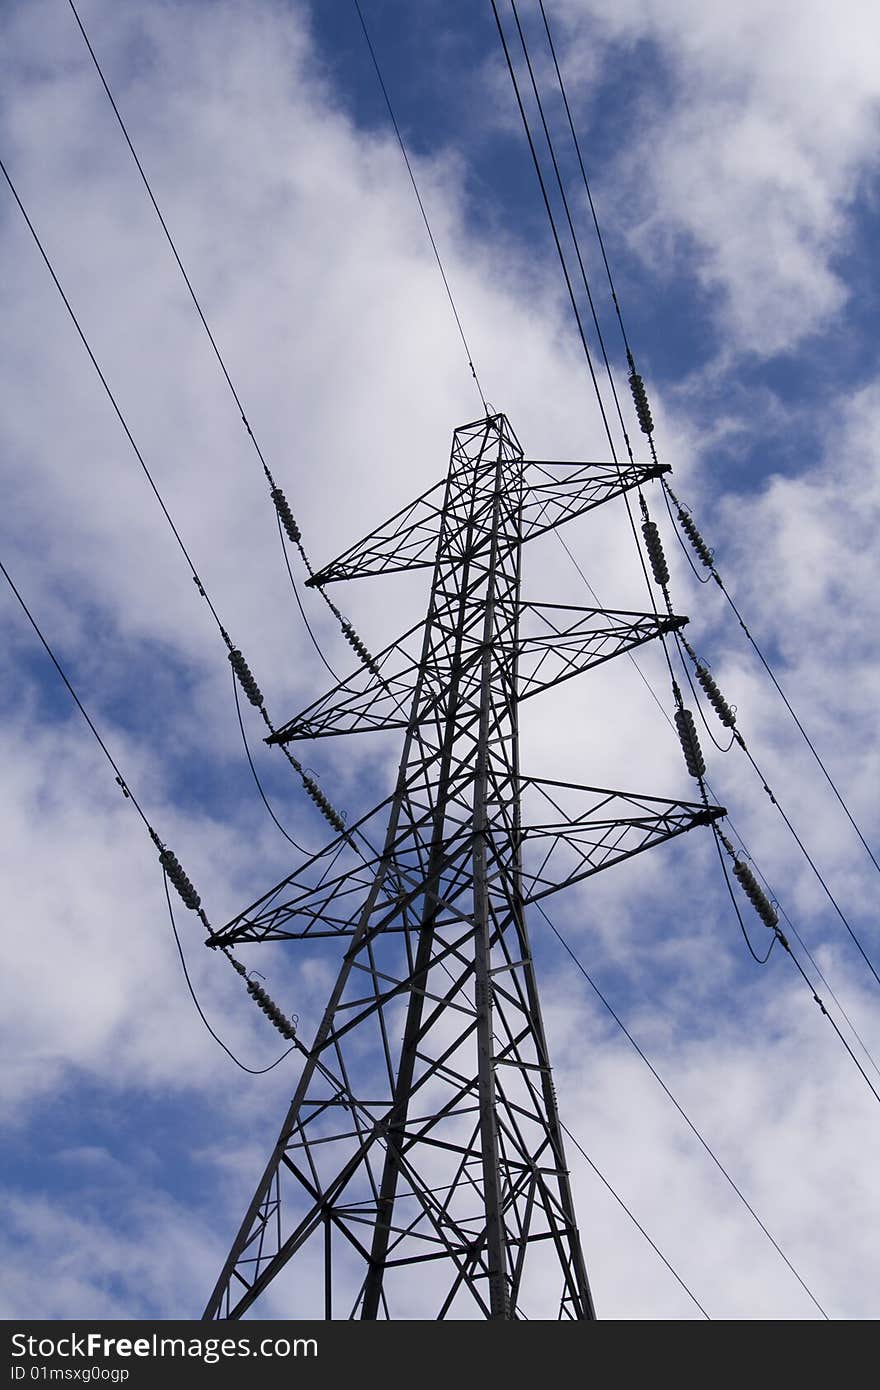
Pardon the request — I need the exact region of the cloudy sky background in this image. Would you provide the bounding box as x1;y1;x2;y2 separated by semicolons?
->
1;0;878;1320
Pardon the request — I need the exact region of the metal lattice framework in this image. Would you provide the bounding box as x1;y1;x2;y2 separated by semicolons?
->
204;414;723;1320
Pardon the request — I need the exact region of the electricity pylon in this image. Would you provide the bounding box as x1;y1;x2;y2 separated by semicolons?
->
203;413;722;1320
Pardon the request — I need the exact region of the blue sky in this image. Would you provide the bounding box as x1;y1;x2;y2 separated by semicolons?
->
1;0;879;1319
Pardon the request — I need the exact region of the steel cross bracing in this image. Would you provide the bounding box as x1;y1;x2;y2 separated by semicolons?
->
204;414;724;1321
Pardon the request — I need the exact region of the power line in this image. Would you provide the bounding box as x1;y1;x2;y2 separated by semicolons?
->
164;873;296;1075
275;512;341;683
719;836;880;1086
0;150;352;847
490;0;681;709
0;155;228;639
711;822;776;965
770;920;880;1107
719;572;880;878
660;474;714;585
65;0;366;678
0;555;152;831
503;9;880;998
558;1121;710;1319
231;667;313;854
536;0;880;892
730;725;880;990
536;0;639;369
665;602;876;1093
658;492;878;934
556;530;880;1085
661;551;880;992
673;629;737;755
1;549;297;1073
491;0;614;457
351;0;488;412
507;0;643;480
534;902;829;1319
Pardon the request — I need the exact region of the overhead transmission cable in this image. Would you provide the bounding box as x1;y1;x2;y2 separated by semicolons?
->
65;0;365;686
665;609;880;988
0;147;431;1008
732;722;880;988
534;902;830;1317
652;520;880;990
492;0;778;955
558;1121;709;1318
351;0;488;413
163;875;296;1075
231;668;311;853
0;153;422;1033
0;553;297;1074
66;0;517;875
0;151;349;853
536;0;880;886
491;0;695;758
557;529;880;1087
507;0;648;482
632;460;880;1000
494;2;880;998
710;821;777;966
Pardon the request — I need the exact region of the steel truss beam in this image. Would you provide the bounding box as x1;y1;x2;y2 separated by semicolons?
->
306;428;668;586
205;414;719;1321
267;605;688;744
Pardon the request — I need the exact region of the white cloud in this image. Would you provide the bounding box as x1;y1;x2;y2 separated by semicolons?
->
1;0;878;1322
555;0;880;351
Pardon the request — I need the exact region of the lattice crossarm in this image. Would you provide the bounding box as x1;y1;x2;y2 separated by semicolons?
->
306;479;447;586
521;459;669;542
516;603;687;700
267;621;429;743
517;777;725;903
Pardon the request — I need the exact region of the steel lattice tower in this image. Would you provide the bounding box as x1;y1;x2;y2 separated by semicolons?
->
204;414;722;1320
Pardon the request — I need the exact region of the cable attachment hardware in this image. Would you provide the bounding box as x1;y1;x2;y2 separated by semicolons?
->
229;648;263;708
159;846;201;911
628;368;654;436
301;771;347;834
271;487;301;545
642;519;670;587
674;707;706;780
676;506;714;569
320;591;344;623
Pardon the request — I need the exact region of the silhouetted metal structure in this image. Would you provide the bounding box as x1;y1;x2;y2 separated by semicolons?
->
204;413;722;1320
